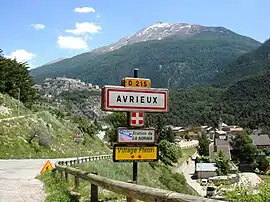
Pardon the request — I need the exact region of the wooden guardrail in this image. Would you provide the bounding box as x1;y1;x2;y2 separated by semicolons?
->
54;154;222;202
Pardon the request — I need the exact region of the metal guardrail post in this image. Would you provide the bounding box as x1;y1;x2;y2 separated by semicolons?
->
90;172;98;202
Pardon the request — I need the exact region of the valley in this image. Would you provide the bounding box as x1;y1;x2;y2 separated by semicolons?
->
1;17;270;201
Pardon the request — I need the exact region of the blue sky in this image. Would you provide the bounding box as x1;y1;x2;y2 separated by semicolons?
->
1;0;269;68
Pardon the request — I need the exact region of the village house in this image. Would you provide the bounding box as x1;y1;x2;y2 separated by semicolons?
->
195;163;218;179
251;133;270;151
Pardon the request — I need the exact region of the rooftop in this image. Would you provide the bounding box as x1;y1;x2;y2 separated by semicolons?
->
251;134;270;146
196;163;218;172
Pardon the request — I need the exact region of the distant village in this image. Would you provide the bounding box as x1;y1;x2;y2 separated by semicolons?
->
34;77;101;99
166;119;270;198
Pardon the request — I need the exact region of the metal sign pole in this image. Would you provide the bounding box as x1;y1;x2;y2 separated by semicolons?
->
77;141;79;163
132;68;139;183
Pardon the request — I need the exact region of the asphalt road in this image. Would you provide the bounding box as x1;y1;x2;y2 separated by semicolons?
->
0;157;88;202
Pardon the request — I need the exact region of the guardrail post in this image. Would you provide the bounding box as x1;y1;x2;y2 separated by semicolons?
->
126;181;136;202
74;175;80;190
65;170;68;181
90;172;98;202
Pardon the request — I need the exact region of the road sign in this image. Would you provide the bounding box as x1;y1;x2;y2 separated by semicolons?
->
117;128;156;144
124;77;151;88
74;132;84;143
40;160;53;174
101;86;168;112
130;111;144;127
113;145;158;162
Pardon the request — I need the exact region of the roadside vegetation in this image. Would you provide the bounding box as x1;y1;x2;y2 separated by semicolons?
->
0;92;110;159
39;147;199;202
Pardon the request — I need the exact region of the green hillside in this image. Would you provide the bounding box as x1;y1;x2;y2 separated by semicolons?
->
148;87;224;127
212;39;270;87
0;92;110;159
156;71;270;131
30;31;260;88
216;71;270;129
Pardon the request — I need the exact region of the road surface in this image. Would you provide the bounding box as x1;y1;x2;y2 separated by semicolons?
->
0;157;91;202
177;151;206;197
177;140;199;148
0;115;29;123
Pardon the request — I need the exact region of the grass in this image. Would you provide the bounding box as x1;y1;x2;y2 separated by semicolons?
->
259;174;270;181
0;93;31;118
39;149;199;202
178;147;197;164
0;93;110;159
67;147;199;201
37;170;70;202
0;112;110;158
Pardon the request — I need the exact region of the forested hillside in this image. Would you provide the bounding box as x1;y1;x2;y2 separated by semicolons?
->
148;87;224;127
155;71;270;131
212;38;270;87
30;30;260;88
216;71;270;130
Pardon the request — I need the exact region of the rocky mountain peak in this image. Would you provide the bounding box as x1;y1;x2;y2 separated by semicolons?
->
90;22;228;55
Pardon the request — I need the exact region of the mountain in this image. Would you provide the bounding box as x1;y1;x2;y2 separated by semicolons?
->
212;39;270;87
44;58;66;66
30;22;261;88
91;22;242;54
216;71;270;130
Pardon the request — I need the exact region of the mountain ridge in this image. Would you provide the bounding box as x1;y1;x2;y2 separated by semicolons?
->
30;22;261;88
211;38;270;87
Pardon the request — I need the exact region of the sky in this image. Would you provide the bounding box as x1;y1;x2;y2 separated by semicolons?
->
1;0;269;69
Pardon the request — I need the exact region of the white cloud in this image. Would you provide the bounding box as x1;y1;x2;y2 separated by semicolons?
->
74;7;95;13
65;22;101;35
6;49;36;63
96;14;101;18
31;24;45;31
57;36;88;50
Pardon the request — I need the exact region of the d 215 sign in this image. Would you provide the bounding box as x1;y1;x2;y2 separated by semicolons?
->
117;128;156;144
113;145;158;162
123;77;151;88
101;85;168;112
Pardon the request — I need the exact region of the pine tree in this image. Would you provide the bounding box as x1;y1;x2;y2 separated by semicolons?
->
0;49;37;104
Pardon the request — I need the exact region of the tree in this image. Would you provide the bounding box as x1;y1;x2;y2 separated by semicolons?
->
72;116;97;137
146;113;174;142
0;50;37;104
196;156;211;163
105;112;127;143
158;139;182;165
215;150;230;175
256;152;269;172
198;133;210;156
226;178;270;201
231;132;258;164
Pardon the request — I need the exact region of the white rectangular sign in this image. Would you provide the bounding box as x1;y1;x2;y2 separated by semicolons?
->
101;86;168;112
117;128;156;143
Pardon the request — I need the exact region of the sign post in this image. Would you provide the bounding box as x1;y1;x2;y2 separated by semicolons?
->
74;132;84;163
101;68;168;185
132;69;139;183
